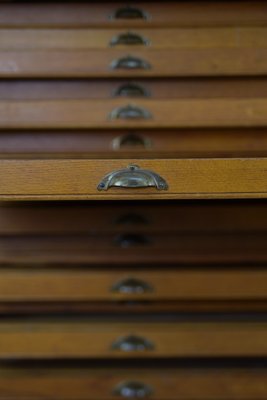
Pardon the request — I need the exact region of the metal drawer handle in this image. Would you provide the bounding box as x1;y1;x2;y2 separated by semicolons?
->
97;164;168;191
110;56;151;70
114;233;150;248
111;278;153;294
115;213;149;226
111;335;155;352
110;6;149;20
112;133;152;150
114;83;150;98
110;32;150;47
109;105;152;120
113;382;153;398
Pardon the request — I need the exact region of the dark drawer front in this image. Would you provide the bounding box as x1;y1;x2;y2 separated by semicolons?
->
1;202;266;234
0;320;267;359
0;366;267;400
1;2;266;28
0;267;266;303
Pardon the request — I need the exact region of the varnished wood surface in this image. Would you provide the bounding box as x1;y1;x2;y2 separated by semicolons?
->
0;233;266;265
1;27;266;50
0;201;266;234
1;99;267;129
1;158;267;200
0;2;266;28
0;366;267;399
0;319;267;358
2;129;267;158
0;267;266;302
0;48;266;77
3;79;267;100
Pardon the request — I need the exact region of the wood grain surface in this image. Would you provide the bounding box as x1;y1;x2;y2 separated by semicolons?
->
0;201;266;234
0;267;266;302
0;48;266;77
0;2;266;28
0;99;267;129
0;27;266;50
0;320;266;358
0;367;267;399
0;158;267;200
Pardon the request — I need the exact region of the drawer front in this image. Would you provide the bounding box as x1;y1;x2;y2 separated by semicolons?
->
0;367;267;400
1;233;266;265
1;202;266;234
0;2;266;28
2;79;267;100
1;48;266;78
0;320;267;358
0;268;266;302
1;27;266;50
2;129;267;158
0;99;266;129
0;159;267;200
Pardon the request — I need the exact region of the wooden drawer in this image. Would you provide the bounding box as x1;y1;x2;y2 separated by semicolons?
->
0;232;266;265
1;202;266;234
2;129;267;158
1;27;266;50
3;78;267;100
1;48;267;78
0;319;267;359
0;267;266;303
0;365;267;400
1;2;266;29
1;98;267;129
1;159;267;200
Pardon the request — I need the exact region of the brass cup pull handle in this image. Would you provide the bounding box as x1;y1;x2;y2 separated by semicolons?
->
110;56;151;70
112;133;152;150
97;164;168;191
113;382;153;398
111;335;155;352
110;32;150;47
111;278;154;294
109;6;149;20
109;105;152;120
113;83;150;98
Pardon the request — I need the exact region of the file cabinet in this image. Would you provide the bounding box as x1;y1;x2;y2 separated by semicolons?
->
0;1;267;399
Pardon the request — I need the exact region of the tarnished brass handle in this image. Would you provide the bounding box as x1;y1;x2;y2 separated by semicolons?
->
113;83;150;98
114;233;150;248
112;133;152;150
113;382;153;398
109;105;152;120
110;56;151;70
110;32;150;47
97;164;168;191
111;278;153;294
109;6;149;20
115;213;149;225
111;335;155;352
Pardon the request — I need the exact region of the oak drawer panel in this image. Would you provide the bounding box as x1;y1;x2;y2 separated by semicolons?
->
2;129;267;158
0;366;267;400
1;48;267;78
1;159;267;200
0;99;267;129
1;202;266;234
2;79;267;100
0;267;267;302
0;2;266;28
1;27;266;50
0;320;267;358
1;233;266;265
